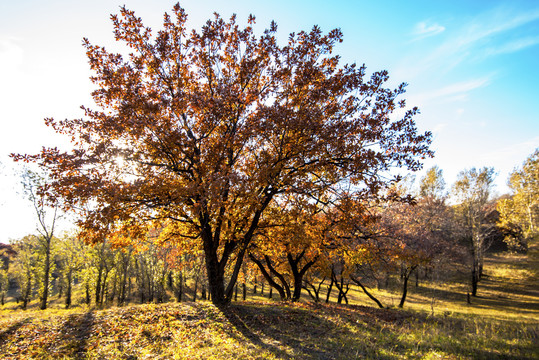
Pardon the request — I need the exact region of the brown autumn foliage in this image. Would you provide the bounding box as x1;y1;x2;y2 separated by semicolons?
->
13;4;432;305
248;195;327;301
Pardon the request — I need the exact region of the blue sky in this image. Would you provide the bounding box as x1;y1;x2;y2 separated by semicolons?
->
1;0;538;242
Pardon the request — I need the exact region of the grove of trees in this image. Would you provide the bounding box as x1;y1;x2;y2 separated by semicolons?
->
3;4;537;311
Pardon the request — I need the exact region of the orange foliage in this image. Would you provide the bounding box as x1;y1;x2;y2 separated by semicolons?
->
12;4;432;304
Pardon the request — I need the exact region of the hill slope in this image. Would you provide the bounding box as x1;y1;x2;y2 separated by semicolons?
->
1;244;538;359
0;299;537;359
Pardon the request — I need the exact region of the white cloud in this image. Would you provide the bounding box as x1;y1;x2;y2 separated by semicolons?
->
396;7;539;79
412;21;445;40
409;77;491;106
484;35;539;56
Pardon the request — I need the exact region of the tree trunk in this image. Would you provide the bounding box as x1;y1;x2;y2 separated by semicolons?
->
40;245;51;310
203;236;226;305
168;271;173;289
58;273;63;299
350;276;384;308
471;264;479;297
202;285;207;300
65;269;73;309
249;253;287;300
22;274;31;310
253;275;257;294
85;281;91;305
325;272;334;303
176;272;183;302
398;266;416;308
287;252;317;302
398;274;409;308
333;273;349;304
193;275;199;302
101;268;110;306
202;195;273;306
303;278;324;303
95;267;103;305
118;252;131;306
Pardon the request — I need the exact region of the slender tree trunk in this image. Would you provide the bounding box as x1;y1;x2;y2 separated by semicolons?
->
303;278;324;303
398;274;409;308
471;239;480;297
22;274;31;310
471;264;479;297
95;267;103;305
334;273;349;304
350;276;383;308
101;269;110;306
65;269;73;309
118;253;130;306
325;272;334;303
40;245;51;310
85;281;91;305
58;273;63;299
176;272;183;302
249;253;287;300
168;271;173;289
303;286;316;301
398;266;416;308
193;275;199;302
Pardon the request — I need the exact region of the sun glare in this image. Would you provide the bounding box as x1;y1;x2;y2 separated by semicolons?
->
115;156;125;168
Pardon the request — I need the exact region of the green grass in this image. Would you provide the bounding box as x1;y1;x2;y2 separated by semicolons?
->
1;244;538;359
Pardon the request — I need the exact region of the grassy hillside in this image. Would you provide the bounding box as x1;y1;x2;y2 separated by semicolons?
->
1;246;538;359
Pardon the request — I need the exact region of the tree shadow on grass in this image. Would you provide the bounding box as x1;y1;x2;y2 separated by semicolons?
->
0;317;30;347
56;310;95;359
218;305;293;359
218;302;538;360
219;302;417;360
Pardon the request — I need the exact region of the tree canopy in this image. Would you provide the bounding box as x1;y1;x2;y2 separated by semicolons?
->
498;149;538;247
13;4;432;305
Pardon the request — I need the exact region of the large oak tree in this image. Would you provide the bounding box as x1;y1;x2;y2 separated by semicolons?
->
15;4;432;305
